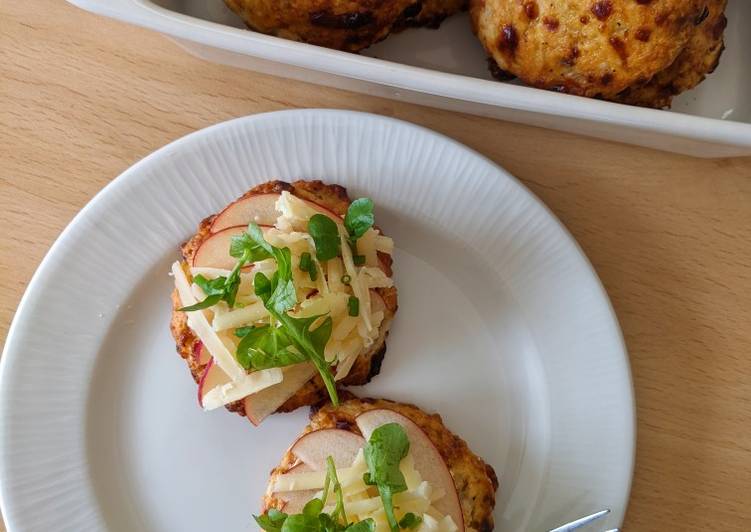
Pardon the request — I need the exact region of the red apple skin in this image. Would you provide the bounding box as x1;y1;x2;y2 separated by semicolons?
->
197;358;231;408
289;428;365;470
298;197;341;221
192;224;271;270
210;193;281;233
210;193;342;234
194;342;211;366
355;409;465;529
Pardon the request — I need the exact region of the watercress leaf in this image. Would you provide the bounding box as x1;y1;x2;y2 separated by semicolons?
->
398;513;422;529
317;513;338;532
193;274;227;296
247;222;275;255
364;423;410;488
236;325;307;370
309;316;333;355
303;498;324;518
277;313;338;406
281;513;322;532
254;509;288;532
177;293;222;312
270;273;297;314
308;214;341;261
230;231;272;262
249;228;338;405
363;423;410;532
254;272;273;303
344;198;374;241
345;519;375;532
235;326;253;337
326;455;348;525
224;269;242;308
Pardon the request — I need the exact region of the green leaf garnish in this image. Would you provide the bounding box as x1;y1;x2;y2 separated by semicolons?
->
300;252;312;273
398;513;422;529
326;456;348;525
308;214;341;261
229;230;272;263
344;198;374;242
363;423;410;532
235;324;307;370
344;520;376;532
245;224;338;406
254;508;287;532
254;456;377;532
347;296;359;317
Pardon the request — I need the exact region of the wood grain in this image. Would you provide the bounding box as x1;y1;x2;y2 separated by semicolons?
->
1;1;750;530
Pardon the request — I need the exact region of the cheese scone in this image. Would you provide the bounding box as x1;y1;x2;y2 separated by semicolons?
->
470;0;710;103
224;0;466;52
614;0;727;108
261;395;498;531
170;180;398;425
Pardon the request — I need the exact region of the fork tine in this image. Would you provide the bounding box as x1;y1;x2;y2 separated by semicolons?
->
547;509;611;532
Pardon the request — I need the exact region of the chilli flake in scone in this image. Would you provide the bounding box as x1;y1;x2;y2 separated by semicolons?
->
258;396;498;531
169;180;398;425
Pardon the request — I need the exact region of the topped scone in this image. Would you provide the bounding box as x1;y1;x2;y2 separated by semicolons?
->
258;395;498;531
170;180;398;425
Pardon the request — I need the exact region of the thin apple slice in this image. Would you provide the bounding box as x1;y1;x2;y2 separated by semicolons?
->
210;193;281;233
211;191;343;233
244;363;317;426
290;429;365;470
274;463;318;514
193;342;211;366
301;197;340;221
192;224;270;269
355;409;464;529
197;359;231;408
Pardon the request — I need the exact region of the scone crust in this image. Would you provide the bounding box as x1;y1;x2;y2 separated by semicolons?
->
170;180;398;418
224;0;466;52
471;0;705;98
615;0;727;108
264;394;498;531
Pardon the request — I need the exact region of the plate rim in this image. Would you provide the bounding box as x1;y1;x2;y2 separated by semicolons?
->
0;108;636;531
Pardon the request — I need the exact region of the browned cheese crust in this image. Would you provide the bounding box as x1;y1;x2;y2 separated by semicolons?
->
170;180;398;418
264;394;499;531
470;0;718;105
224;0;466;52
614;0;727;108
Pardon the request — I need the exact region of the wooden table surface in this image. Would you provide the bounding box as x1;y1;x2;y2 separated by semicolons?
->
2;1;750;530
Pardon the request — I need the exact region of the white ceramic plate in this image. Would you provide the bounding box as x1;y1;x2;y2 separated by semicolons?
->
0;110;634;532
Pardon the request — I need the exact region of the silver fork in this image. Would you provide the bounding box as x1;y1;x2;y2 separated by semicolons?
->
547;509;619;532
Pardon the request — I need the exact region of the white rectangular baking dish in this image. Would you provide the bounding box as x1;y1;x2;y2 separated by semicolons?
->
69;0;751;158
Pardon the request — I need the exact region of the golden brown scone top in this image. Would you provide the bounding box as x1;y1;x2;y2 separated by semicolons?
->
471;0;706;99
224;0;466;52
264;394;498;531
615;0;727;108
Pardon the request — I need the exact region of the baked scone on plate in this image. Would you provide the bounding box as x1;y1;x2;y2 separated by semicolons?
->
170;180;398;425
258;395;498;531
